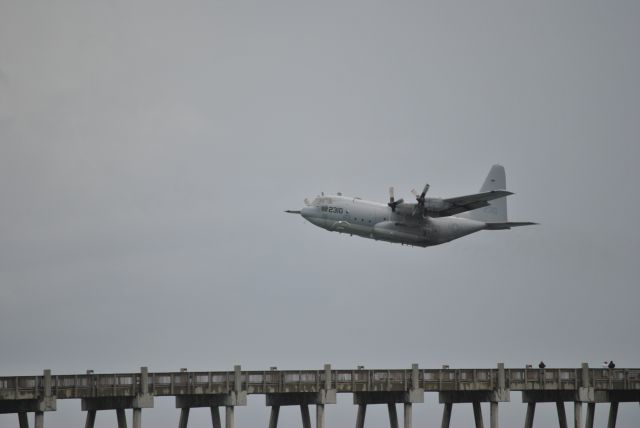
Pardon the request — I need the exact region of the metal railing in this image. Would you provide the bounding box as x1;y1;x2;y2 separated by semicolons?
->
2;367;639;401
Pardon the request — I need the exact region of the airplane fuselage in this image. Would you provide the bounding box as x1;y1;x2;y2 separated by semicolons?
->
300;195;487;247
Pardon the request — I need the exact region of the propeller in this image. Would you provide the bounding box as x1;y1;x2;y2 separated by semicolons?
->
388;187;404;212
411;183;430;215
416;183;430;204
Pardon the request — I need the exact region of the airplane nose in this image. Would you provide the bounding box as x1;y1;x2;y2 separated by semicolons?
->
301;206;316;219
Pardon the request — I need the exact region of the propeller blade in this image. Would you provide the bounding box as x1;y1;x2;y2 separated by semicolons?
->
419;183;430;199
413;183;430;206
388;187;403;212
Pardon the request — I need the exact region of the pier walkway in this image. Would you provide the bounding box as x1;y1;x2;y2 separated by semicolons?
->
1;363;639;428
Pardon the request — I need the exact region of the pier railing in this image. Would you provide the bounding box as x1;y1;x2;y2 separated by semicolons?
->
2;367;640;400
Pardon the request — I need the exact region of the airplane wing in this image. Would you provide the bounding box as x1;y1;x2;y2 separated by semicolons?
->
437;190;513;217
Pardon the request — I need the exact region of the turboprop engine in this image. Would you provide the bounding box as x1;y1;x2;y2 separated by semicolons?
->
424;198;447;213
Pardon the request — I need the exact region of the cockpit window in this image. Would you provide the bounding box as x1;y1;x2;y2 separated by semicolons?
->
312;197;333;205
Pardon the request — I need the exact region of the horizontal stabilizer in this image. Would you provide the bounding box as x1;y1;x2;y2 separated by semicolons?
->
440;190;512;217
485;222;538;230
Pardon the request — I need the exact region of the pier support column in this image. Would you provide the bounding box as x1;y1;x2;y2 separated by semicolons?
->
268;406;279;428
316;404;325;428
441;403;452;428
387;403;398;428
585;403;595;428
85;410;96;428
300;405;311;428
132;408;141;428
211;407;222;428
607;402;618;428
574;402;582;428
556;402;568;428
34;411;43;428
490;402;498;428
524;403;535;428
225;406;234;428
522;387;615;428
19;412;29;428
355;404;366;428
472;402;484;428
116;409;127;428
178;408;189;428
403;403;412;428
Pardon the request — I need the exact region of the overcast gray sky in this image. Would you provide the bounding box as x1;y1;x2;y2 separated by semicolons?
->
1;1;639;427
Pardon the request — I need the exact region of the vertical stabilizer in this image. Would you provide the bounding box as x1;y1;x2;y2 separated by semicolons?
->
459;164;508;222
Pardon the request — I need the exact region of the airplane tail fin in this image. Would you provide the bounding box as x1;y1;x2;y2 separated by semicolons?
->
459;164;508;223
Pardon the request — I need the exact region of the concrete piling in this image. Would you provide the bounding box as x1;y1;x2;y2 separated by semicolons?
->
211;406;222;428
524;403;535;428
355;404;366;428
440;402;452;428
607;402;618;428
574;401;582;428
300;404;311;428
268;406;279;428
403;403;412;428
225;406;234;428
19;412;29;428
489;402;498;428
556;402;568;428
316;403;325;428
472;402;484;428
116;408;127;428
585;403;595;428
178;408;189;428
387;403;398;428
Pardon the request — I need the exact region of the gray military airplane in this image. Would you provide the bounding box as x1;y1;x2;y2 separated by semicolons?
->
286;165;536;247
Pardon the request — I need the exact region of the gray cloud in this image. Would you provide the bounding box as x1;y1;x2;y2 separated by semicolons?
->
1;1;639;427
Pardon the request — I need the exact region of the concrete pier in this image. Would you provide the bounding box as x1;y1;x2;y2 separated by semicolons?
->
0;370;55;428
1;363;639;427
264;364;336;428
173;366;246;428
352;364;423;428
439;363;508;428
81;367;153;428
520;363;640;428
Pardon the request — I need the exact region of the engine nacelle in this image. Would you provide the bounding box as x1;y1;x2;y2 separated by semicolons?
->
424;197;447;211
